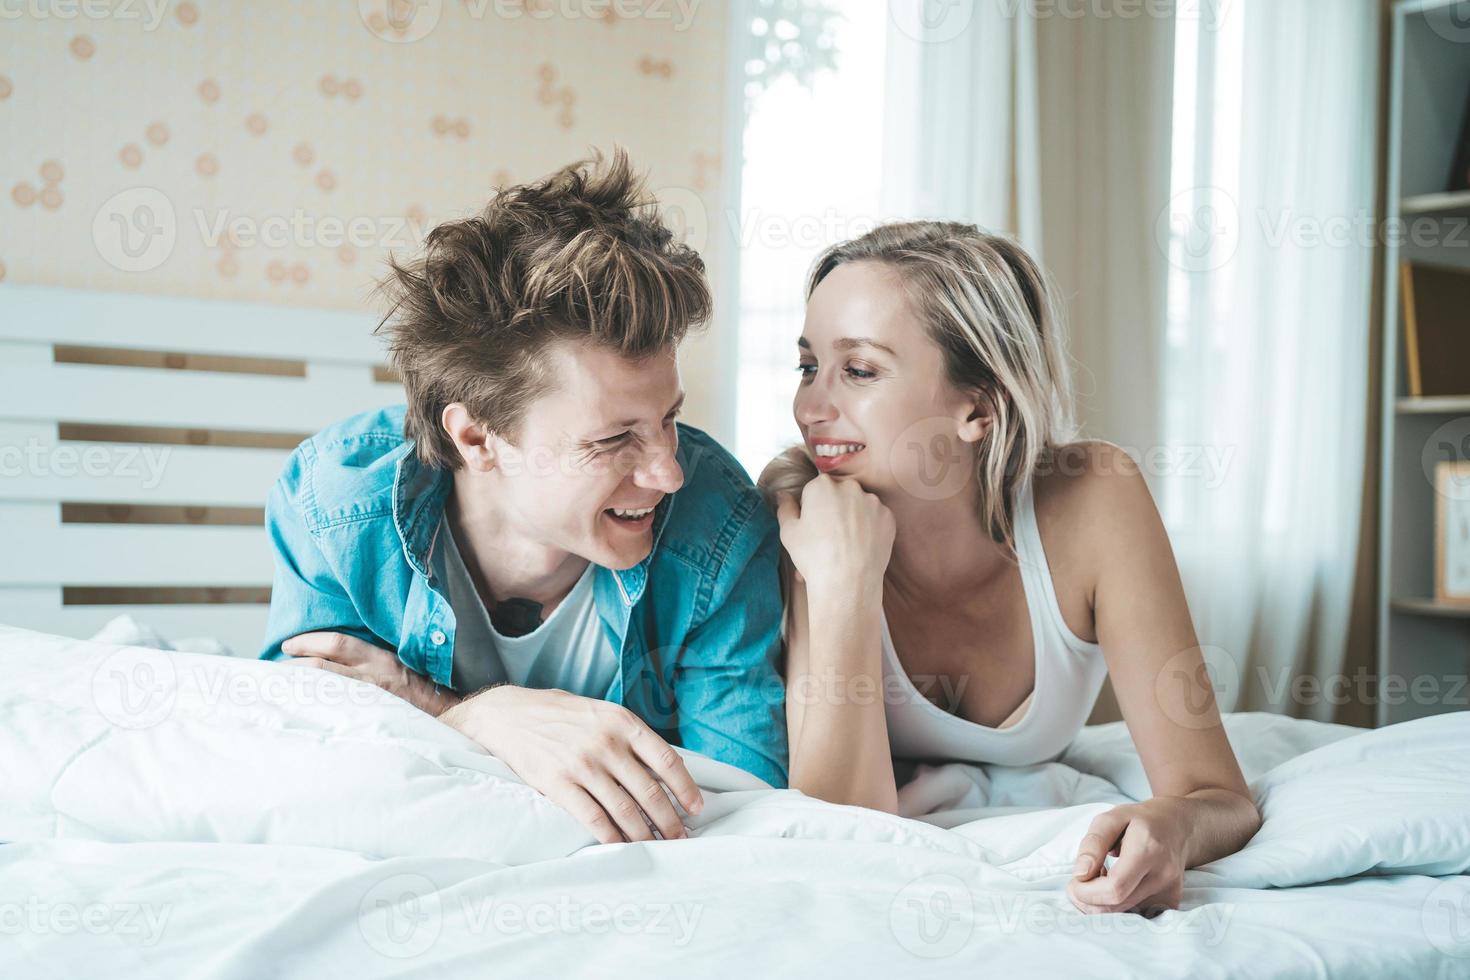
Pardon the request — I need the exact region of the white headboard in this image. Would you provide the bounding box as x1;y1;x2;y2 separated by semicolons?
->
0;284;404;656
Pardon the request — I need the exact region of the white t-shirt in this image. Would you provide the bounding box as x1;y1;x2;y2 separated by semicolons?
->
436;519;618;698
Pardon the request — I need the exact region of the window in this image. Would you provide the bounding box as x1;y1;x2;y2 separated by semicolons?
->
732;2;890;476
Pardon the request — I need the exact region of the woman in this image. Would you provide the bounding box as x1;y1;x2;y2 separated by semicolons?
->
762;221;1261;916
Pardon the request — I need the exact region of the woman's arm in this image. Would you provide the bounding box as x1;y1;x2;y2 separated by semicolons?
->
775;476;900;812
783;571;899;812
1058;443;1262;914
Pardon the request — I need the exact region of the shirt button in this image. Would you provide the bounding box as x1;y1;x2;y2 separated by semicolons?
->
430;629;447;646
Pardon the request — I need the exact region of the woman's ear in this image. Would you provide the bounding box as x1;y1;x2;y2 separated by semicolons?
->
441;403;497;472
956;388;994;445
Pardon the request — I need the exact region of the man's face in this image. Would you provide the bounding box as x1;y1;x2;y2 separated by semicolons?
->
486;341;685;571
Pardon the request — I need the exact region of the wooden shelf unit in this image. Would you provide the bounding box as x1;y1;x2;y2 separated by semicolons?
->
1377;0;1470;725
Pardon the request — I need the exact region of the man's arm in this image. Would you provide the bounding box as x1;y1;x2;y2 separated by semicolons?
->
259;443;382;660
259;446;453;715
669;510;790;789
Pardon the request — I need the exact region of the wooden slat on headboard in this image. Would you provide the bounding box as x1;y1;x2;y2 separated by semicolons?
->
0;285;404;657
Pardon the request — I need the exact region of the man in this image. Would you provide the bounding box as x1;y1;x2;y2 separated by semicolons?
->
260;151;787;844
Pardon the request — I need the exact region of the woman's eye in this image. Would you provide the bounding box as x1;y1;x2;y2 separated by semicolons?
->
796;363;817;378
595;433;630;449
845;366;875;380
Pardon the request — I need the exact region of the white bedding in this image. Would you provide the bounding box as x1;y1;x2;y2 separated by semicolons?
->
2;624;1468;978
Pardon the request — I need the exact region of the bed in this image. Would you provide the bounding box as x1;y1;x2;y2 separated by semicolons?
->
2;624;1468;978
2;287;1469;977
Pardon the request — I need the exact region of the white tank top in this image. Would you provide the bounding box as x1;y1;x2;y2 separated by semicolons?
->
880;480;1108;767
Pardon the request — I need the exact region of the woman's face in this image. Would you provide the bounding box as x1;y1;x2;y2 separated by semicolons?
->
794;260;983;504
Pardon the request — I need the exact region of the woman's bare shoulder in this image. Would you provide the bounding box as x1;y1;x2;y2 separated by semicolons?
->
1031;441;1162;594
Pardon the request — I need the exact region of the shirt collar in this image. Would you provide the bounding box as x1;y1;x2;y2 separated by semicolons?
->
392;442;676;605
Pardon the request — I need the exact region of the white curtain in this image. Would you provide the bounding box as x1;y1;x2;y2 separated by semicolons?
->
1159;0;1379;719
881;1;1043;254
879;0;1378;720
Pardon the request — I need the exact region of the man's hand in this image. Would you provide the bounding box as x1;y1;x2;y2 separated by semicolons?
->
283;631;461;717
440;686;704;845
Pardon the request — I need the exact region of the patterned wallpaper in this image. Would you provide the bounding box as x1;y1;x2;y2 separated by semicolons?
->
0;0;732;427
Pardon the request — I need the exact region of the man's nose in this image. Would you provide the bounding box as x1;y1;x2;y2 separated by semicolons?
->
635;437;683;495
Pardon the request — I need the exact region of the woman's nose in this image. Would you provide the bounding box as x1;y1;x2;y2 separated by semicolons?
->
795;376;836;428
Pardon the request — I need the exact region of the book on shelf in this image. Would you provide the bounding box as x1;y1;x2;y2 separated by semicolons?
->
1399;261;1470;398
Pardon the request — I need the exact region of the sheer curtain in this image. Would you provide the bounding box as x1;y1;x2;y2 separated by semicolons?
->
1159;0;1379;718
876;0;1378;720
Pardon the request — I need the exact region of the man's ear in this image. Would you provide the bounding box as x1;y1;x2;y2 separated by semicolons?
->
441;403;497;472
956;388;995;445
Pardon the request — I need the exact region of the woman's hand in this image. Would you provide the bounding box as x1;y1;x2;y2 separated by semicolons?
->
283;631;461;717
774;474;895;603
1067;799;1189;916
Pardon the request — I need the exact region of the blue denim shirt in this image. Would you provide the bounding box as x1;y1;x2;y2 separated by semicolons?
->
259;404;789;787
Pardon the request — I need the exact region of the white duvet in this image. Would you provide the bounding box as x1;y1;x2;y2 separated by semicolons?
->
2;624;1468;978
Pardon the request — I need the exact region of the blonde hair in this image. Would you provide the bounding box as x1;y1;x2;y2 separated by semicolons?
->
758;220;1077;552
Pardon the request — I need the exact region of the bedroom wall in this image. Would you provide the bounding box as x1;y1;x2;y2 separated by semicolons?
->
0;1;731;430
